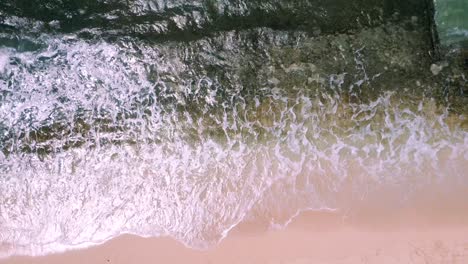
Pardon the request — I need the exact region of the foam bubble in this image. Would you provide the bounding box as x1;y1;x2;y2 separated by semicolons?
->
0;50;9;75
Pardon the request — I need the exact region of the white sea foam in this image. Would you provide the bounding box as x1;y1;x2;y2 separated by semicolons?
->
0;27;467;258
1;90;467;257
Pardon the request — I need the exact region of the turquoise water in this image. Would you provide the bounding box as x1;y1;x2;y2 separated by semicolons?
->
434;0;468;47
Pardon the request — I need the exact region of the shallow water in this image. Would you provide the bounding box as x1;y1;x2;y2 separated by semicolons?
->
1;0;467;258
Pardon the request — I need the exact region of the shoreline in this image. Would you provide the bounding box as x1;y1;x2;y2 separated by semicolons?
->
2;210;468;264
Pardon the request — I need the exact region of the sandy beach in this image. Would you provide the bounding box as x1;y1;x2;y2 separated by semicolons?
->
2;210;468;264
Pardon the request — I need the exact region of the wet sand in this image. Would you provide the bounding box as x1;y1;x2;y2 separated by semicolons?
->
2;210;468;264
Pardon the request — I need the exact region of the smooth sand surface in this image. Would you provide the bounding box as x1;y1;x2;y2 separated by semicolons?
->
2;211;468;264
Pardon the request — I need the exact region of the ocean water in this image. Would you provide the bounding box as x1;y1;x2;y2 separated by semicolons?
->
434;0;468;46
1;0;467;258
